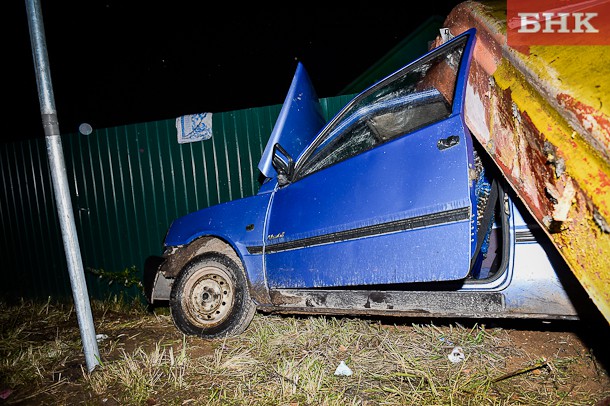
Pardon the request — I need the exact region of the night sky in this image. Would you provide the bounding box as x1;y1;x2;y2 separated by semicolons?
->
12;1;464;143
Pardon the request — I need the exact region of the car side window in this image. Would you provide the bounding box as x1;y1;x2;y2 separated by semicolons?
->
295;35;466;181
300;90;451;177
299;110;377;177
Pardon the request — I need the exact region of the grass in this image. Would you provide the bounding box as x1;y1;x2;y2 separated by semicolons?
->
0;297;608;405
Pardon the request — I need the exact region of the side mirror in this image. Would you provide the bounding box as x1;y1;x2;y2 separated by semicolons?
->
272;143;294;187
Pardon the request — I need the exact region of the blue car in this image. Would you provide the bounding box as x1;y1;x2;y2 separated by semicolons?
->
143;29;579;339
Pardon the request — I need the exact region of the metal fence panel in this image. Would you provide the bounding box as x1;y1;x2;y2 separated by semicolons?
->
1;94;354;301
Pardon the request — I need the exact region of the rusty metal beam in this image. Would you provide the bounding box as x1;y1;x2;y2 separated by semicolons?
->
439;1;610;323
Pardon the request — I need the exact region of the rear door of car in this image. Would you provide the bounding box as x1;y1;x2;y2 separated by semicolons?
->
264;30;477;288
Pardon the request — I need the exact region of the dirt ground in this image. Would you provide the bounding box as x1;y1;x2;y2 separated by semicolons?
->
114;314;610;405
489;320;610;404
2;304;609;405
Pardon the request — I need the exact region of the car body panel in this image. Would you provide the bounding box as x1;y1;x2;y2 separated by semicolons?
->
264;114;473;287
144;28;580;322
262;30;478;288
258;62;326;178
164;193;271;250
163;192;272;288
264;198;578;319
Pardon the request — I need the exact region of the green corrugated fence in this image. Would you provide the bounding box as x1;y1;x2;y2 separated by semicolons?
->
0;95;354;301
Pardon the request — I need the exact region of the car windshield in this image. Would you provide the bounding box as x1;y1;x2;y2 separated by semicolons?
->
294;35;467;180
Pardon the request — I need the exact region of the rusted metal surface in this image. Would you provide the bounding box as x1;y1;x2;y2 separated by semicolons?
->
147;236;276;304
270;289;505;314
439;1;610;323
261;289;579;321
160;236;237;278
248;280;272;306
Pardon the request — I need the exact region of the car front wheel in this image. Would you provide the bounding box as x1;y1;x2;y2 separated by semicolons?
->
169;252;255;338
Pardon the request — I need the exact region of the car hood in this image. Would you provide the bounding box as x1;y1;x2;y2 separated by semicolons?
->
257;62;326;178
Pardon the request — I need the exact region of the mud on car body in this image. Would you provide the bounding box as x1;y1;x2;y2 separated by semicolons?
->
143;29;579;339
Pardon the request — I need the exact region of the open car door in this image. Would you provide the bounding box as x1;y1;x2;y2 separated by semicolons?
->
264;30;478;288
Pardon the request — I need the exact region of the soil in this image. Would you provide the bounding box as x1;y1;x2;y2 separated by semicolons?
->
1;307;609;405
498;320;610;404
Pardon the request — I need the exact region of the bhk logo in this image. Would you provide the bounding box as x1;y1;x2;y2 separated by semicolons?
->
507;0;610;47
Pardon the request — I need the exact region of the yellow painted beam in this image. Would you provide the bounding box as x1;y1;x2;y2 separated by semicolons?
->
441;1;610;323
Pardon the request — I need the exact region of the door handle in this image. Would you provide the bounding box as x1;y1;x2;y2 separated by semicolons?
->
437;135;460;151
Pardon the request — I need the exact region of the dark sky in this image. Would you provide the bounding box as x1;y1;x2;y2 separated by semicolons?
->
12;1;464;143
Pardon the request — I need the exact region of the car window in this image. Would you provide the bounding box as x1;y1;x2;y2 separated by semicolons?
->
295;35;467;180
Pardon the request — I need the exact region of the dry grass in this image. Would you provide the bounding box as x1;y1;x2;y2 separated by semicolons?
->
0;297;608;405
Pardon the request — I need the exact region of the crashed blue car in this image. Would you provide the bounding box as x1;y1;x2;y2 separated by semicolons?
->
143;29;579;338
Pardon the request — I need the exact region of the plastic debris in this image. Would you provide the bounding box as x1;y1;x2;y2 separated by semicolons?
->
334;361;353;376
96;334;109;343
439;337;454;346
448;346;465;363
0;389;13;400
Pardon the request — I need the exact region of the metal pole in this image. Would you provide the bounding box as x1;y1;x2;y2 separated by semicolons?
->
25;0;100;372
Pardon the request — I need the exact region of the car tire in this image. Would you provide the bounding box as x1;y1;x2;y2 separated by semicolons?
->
169;252;256;338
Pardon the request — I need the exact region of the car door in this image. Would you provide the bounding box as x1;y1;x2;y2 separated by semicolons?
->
264;30;477;288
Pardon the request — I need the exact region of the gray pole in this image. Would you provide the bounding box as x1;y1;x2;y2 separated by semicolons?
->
25;0;100;372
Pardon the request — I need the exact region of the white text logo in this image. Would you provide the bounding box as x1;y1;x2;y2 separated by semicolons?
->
518;12;599;33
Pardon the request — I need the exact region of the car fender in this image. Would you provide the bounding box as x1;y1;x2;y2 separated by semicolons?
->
161;192;272;301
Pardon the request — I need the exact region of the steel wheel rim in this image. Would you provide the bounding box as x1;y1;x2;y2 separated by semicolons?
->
183;265;235;328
